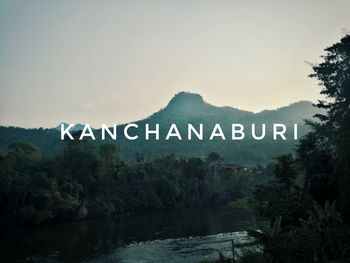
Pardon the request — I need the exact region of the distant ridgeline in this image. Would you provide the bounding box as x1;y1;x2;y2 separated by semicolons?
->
0;92;320;164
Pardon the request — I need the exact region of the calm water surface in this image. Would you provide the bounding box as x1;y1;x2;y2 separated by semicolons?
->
0;206;255;263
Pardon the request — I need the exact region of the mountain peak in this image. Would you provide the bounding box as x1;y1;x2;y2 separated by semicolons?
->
167;92;205;108
55;123;86;131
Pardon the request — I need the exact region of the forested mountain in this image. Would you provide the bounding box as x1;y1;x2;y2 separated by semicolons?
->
104;92;320;163
0;92;320;163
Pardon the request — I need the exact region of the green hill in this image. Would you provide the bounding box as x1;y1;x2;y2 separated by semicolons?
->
0;92;320;163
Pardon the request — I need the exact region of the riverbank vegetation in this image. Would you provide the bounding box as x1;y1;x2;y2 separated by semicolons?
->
237;34;350;263
0;140;259;226
198;33;350;263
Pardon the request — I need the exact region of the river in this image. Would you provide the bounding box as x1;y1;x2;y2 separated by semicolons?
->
0;206;256;263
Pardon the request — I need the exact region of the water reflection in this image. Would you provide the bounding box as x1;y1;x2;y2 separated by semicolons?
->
0;206;255;262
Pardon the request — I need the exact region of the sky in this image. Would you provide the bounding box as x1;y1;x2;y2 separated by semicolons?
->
0;0;350;128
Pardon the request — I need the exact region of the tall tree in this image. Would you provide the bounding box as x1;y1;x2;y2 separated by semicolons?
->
309;34;350;219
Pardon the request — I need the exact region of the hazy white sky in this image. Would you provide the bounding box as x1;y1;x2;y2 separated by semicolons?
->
1;0;350;128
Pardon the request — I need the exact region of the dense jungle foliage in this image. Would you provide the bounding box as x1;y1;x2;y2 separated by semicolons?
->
0;140;262;226
240;34;350;263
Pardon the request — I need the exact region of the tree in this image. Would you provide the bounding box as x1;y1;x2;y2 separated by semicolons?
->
308;34;350;219
252;154;310;227
274;154;297;189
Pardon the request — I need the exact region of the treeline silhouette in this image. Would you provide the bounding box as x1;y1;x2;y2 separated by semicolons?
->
0;139;263;226
241;34;350;263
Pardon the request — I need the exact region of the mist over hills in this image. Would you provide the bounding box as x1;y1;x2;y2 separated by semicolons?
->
0;92;320;164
